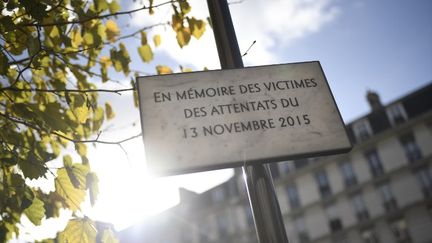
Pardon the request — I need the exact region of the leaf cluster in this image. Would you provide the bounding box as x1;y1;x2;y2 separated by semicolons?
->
0;0;207;241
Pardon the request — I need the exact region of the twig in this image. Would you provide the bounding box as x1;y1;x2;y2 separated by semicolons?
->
242;40;256;57
0;112;142;145
0;87;135;94
19;0;178;27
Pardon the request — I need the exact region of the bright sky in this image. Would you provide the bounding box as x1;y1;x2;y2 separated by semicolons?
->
17;0;432;241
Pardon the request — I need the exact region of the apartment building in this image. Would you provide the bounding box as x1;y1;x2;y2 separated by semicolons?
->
120;82;432;243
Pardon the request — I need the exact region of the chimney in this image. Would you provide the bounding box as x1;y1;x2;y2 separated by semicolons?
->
366;90;383;111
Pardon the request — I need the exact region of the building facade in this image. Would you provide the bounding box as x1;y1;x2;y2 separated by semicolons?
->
120;83;432;243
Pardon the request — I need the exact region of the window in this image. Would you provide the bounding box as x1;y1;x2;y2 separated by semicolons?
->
199;220;210;243
361;229;379;243
211;187;225;203
278;161;292;175
339;161;358;187
294;216;309;243
353;119;373;142
390;218;412;243
286;184;301;209
386;103;407;126
365;149;384;177
244;207;254;228
270;164;280;179
377;182;397;212
351;192;369;222
294;158;309;170
415;166;432;198
399;133;422;163
227;179;238;197
326;203;343;232
315;170;332;199
216;214;229;237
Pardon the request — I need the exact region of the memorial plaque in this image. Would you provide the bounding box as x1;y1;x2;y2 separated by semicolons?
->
137;61;352;175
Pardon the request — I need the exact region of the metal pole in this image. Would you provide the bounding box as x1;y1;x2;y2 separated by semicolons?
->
206;1;289;242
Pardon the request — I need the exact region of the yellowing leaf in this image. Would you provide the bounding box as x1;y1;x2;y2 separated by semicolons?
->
75;143;87;157
60;218;97;243
71;27;82;48
66;163;89;190
83;32;94;45
156;65;173;75
24;197;45;226
138;44;153;63
95;0;108;12
109;0;121;14
49;26;60;39
188;17;206;39
171;14;182;31
74;106;89;124
101;228;119;243
182;67;193;72
55;168;86;211
105;20;120;43
153;34;161;47
140;31;147;45
176;28;191;48
63;155;73;167
100;56;112;68
105;102;115;120
86;172;99;206
179;1;191;15
92;107;105;132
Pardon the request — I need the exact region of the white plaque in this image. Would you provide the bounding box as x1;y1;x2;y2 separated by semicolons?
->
137;62;352;175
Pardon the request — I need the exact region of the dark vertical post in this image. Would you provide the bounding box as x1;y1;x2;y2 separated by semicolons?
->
206;1;289;242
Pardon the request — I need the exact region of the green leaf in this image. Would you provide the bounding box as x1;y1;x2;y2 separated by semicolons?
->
105;102;115;120
101;228;119;243
86;172;99;206
0;16;15;32
24;197;45;226
138;44;153;63
153;34;161;47
0;50;8;75
55;168;86;211
18;152;48;179
19;0;48;22
59;218;97;243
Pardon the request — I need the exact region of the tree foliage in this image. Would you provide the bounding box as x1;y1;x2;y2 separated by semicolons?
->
0;0;206;241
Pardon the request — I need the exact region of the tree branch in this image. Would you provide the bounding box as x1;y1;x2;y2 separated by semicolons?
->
20;0;179;27
0;112;142;145
0;86;134;94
